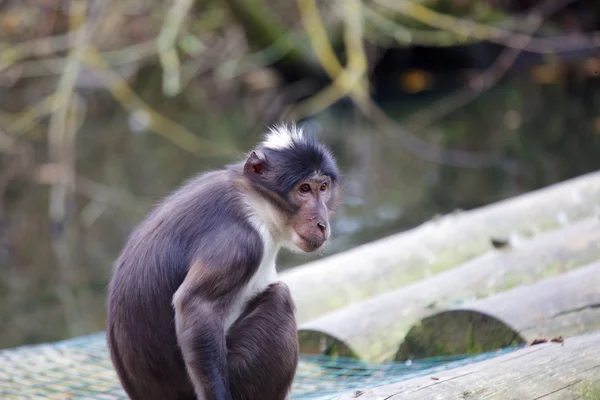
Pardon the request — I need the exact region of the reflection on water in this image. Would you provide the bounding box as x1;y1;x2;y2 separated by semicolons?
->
1;68;600;349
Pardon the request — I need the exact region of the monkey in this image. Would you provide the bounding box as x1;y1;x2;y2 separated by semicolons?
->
106;123;341;400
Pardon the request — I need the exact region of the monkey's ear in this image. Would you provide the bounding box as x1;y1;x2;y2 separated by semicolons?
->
244;151;266;175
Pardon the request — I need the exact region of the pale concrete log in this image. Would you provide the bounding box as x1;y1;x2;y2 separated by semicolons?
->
335;331;600;400
296;217;600;362
397;260;600;360
281;171;600;324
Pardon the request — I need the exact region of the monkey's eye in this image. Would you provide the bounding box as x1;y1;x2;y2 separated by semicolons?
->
320;182;328;192
299;184;311;194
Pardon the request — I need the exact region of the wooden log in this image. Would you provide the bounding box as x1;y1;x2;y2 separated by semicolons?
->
396;260;600;361
281;171;600;324
297;217;600;362
335;330;600;400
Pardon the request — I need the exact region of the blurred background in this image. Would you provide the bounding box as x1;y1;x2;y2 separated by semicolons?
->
1;0;600;351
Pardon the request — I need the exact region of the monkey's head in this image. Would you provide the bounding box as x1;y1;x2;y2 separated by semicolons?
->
243;123;341;253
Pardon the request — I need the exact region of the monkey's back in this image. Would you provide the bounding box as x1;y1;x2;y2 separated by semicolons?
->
106;170;252;400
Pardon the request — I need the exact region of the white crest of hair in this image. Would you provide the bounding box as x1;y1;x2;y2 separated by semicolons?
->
224;194;283;333
262;122;305;150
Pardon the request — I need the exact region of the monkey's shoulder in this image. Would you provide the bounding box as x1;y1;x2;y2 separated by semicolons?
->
163;170;246;216
122;171;262;263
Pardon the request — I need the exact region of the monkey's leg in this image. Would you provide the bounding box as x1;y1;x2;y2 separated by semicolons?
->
226;282;299;400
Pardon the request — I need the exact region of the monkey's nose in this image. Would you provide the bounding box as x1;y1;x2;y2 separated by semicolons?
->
317;222;326;233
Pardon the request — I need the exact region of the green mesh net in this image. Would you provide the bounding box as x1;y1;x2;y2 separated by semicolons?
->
0;332;521;399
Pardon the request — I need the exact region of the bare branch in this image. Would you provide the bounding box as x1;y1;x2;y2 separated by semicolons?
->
80;47;238;158
5;94;60;137
296;0;345;80
46;0;104;337
289;0;369;120
156;0;195;96
401;0;557;135
374;0;600;54
33;164;145;213
0;30;82;75
2;40;156;79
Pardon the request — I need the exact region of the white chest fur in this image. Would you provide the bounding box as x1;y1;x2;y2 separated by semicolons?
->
224;222;279;332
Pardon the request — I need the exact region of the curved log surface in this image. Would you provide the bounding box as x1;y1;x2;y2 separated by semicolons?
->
297;217;600;362
335;330;600;400
397;260;600;360
281;171;600;324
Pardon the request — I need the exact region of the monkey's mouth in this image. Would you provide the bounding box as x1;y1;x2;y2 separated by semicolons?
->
296;234;325;252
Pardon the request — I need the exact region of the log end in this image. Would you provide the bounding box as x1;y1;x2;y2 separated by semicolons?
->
298;329;359;359
394;309;526;361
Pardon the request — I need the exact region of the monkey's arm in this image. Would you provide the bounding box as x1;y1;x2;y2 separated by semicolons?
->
172;224;263;400
172;263;233;400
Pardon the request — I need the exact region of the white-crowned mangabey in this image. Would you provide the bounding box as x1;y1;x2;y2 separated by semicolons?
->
106;123;341;400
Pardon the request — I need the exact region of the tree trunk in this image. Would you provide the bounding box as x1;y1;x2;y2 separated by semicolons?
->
296;217;600;362
335;330;600;400
281;171;600;324
397;259;600;360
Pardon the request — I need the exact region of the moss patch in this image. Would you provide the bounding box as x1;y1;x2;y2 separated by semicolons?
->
574;381;600;400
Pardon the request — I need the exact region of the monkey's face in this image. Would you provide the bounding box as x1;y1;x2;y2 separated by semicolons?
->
241;129;341;253
287;175;338;253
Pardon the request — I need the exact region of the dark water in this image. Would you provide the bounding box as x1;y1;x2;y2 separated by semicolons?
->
1;66;600;349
